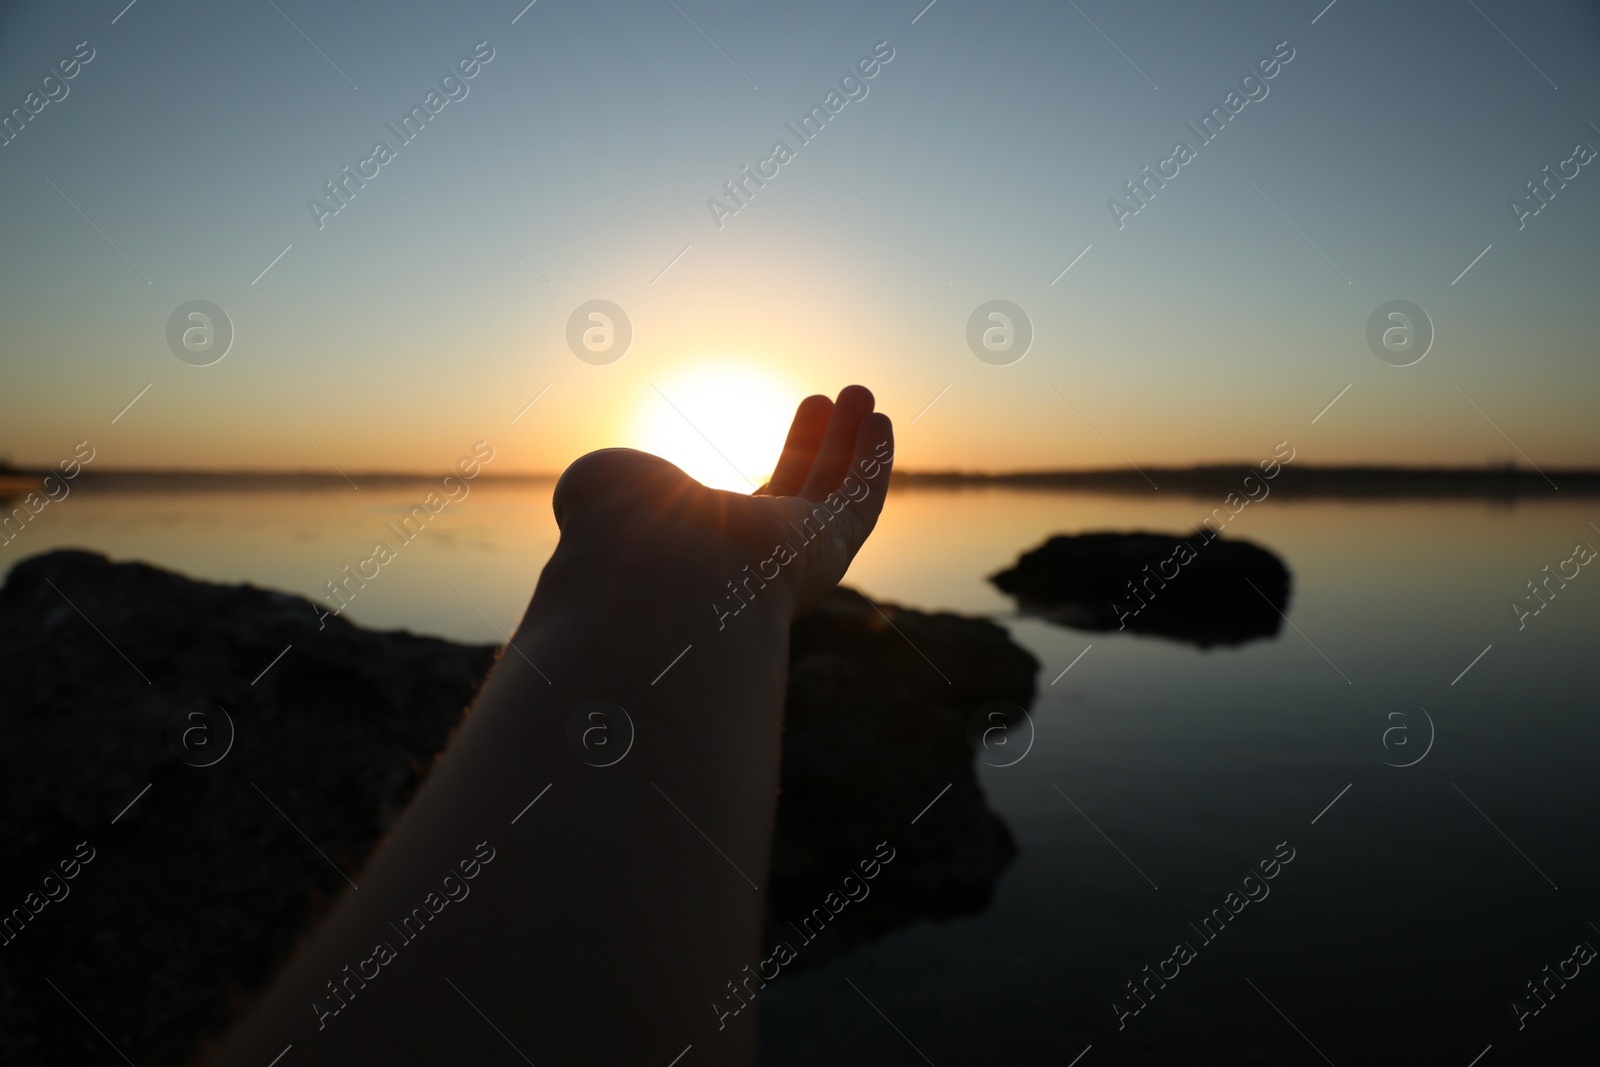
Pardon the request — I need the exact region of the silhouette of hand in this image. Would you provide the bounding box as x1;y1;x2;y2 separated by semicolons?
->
551;385;894;619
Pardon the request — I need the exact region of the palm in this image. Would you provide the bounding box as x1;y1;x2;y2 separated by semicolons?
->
552;386;894;618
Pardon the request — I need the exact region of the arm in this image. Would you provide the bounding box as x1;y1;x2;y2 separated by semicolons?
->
211;388;893;1066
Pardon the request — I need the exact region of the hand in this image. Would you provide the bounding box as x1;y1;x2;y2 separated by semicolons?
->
550;385;894;619
214;387;892;1067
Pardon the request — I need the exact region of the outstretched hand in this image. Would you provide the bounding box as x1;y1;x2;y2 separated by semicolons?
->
551;384;894;619
215;391;894;1066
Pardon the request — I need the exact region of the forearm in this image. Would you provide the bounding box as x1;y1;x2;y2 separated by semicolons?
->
213;539;792;1065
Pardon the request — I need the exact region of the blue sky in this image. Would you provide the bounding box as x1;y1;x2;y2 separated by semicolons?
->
2;0;1598;478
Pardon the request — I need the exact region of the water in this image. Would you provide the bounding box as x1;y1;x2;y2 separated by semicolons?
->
8;480;1598;1063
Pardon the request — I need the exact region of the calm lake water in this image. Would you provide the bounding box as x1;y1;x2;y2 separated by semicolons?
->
8;481;1598;1064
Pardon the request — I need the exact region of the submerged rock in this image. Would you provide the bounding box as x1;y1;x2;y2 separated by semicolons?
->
0;551;1035;1064
990;531;1292;648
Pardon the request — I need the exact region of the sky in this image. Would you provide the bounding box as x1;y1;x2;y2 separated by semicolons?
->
2;0;1598;488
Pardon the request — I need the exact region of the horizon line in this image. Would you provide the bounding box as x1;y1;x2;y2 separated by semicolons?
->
4;461;1597;480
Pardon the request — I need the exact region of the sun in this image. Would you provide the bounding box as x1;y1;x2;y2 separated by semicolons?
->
636;362;798;492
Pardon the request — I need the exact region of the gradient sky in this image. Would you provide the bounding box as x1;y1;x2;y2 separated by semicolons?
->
2;0;1598;486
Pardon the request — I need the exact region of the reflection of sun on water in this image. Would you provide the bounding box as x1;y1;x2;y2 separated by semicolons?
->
637;363;796;492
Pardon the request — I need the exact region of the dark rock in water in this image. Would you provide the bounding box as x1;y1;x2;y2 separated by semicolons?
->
0;551;1036;1064
771;587;1038;967
990;531;1292;648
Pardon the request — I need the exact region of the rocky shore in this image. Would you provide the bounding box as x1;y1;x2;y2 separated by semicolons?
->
0;550;1037;1065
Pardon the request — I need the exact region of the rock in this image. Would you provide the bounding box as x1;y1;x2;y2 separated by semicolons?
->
770;587;1038;967
0;549;497;1067
0;552;1037;1064
990;531;1292;648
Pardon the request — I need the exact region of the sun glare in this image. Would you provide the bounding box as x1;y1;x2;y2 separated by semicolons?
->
636;363;798;493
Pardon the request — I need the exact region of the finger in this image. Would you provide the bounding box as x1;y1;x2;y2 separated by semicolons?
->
799;385;875;500
759;394;832;496
838;411;894;547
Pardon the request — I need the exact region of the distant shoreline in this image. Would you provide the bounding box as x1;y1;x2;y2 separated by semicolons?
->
891;465;1596;498
45;469;558;487
3;464;1595;498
